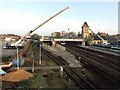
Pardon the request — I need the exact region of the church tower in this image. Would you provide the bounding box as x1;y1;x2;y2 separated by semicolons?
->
82;22;89;39
81;22;90;46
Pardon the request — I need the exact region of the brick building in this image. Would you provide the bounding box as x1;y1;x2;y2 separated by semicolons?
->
0;34;21;41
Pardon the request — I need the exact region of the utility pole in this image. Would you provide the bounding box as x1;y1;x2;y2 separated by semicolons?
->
32;52;34;73
16;47;20;70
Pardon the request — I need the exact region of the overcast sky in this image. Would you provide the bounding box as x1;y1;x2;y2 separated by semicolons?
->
0;0;119;36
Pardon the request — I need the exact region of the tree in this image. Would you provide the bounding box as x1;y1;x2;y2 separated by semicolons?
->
31;34;41;41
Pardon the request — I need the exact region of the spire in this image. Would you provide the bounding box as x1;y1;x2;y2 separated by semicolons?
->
84;22;89;27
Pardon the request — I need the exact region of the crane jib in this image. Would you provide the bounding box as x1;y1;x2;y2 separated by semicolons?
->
31;7;69;33
8;7;69;47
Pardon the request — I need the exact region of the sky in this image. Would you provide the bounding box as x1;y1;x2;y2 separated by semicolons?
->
0;0;119;36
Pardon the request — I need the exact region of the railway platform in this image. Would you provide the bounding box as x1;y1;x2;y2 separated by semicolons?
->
42;44;82;68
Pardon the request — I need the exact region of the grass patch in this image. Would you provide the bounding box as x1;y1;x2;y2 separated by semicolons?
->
2;55;9;62
15;71;65;88
16;73;46;88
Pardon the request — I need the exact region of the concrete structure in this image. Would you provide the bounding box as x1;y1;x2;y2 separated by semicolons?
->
42;44;82;68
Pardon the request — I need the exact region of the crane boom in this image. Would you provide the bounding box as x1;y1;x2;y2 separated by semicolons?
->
31;7;69;33
12;7;69;47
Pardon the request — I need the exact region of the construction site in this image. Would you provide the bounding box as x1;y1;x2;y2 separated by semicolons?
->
0;6;120;89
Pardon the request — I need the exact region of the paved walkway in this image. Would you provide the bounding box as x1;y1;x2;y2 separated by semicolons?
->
42;44;82;68
7;66;60;71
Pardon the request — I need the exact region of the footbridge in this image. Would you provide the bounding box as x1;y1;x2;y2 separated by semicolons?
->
40;38;83;45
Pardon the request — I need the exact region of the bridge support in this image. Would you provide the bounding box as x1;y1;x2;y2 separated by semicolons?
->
52;40;57;46
82;40;86;47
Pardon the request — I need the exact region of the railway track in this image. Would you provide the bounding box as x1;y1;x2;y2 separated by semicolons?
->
69;45;120;72
64;44;120;87
42;48;95;89
64;44;120;71
77;45;119;65
76;46;120;70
